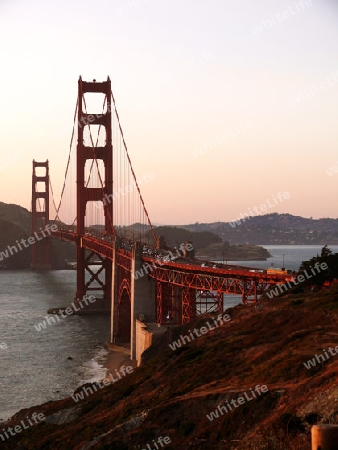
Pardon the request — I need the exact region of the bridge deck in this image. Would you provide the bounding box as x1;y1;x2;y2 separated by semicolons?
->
50;228;289;284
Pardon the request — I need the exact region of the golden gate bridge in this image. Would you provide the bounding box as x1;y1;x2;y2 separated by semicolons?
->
30;77;288;357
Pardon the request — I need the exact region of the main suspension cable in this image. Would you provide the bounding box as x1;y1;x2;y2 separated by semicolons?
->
54;98;78;223
110;89;158;246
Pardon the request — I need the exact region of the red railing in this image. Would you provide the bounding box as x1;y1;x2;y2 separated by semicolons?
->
50;227;289;285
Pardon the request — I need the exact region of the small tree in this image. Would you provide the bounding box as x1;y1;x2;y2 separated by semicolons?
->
298;245;338;289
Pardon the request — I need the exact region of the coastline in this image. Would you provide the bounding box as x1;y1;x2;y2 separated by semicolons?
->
0;346;135;426
101;343;136;382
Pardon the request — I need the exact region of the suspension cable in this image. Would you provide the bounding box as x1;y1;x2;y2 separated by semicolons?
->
110;89;158;246
54;98;78;223
49;177;59;222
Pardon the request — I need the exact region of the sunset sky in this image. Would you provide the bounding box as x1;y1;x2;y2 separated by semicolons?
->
1;0;338;225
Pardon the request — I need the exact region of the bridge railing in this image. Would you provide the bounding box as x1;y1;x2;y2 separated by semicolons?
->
48;224;291;283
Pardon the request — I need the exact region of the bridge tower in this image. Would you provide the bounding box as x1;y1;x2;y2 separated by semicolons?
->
31;160;51;270
75;77;113;309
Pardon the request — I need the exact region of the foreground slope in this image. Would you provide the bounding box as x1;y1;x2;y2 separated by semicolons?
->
3;288;338;449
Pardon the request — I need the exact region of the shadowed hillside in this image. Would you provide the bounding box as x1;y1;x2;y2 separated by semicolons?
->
0;202;75;269
3;287;338;448
0;201;31;234
146;225;271;260
0;219;31;268
147;225;222;249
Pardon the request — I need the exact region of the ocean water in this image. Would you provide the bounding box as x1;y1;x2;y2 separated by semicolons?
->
1;245;336;421
0;270;110;421
218;245;338;308
220;244;338;272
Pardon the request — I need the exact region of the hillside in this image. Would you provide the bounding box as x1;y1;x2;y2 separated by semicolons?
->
3;287;338;448
0;218;31;268
0;202;270;267
197;242;271;261
0;202;31;234
0;202;75;269
2;204;338;268
182;213;338;245
147;225;222;249
148;226;271;260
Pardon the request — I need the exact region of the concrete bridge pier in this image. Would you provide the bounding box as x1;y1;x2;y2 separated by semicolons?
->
130;242;156;360
110;239;117;344
110;241;156;361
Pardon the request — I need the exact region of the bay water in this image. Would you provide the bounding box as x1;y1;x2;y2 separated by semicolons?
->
0;269;110;421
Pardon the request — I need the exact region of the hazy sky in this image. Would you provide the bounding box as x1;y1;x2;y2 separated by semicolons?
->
1;0;338;225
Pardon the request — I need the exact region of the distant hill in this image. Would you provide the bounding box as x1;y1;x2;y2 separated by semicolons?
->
0;201;31;234
3;203;338;269
148;226;271;260
181;213;338;245
0;202;75;269
0;218;31;268
147;226;221;250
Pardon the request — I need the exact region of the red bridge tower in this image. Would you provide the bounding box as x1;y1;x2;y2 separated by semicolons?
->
75;77;113;309
31;160;51;270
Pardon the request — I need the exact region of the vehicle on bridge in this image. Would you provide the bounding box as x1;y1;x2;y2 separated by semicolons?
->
267;267;295;282
267;267;291;275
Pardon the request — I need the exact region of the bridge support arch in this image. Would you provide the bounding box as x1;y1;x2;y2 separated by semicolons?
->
156;282;181;325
